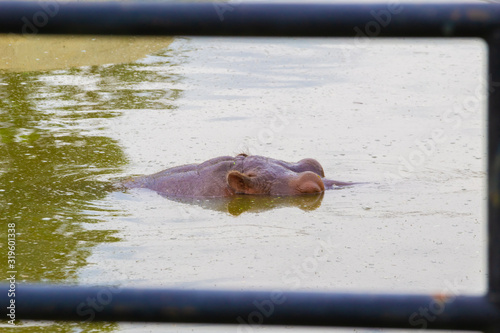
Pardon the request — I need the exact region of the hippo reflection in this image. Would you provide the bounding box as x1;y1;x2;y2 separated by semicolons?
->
121;154;356;198
170;193;325;216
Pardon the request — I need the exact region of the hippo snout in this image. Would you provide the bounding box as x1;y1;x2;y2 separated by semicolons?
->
293;171;325;194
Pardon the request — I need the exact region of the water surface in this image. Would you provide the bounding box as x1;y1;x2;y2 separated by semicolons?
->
0;35;486;333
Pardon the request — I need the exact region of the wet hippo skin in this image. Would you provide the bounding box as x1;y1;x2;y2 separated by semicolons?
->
121;154;355;198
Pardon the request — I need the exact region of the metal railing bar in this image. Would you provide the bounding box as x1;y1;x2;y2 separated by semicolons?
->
0;2;499;37
488;31;500;312
1;1;499;330
1;284;499;330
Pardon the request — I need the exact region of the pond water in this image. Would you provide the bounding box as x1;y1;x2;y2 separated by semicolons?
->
0;34;487;333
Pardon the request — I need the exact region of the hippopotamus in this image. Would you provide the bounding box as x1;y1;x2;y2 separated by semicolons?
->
120;154;356;198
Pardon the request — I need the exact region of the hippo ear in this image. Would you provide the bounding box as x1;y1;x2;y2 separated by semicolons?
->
227;171;255;194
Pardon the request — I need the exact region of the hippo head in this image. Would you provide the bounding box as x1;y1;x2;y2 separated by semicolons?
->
226;155;326;196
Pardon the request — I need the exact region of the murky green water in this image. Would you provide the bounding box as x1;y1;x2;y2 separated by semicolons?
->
0;35;487;333
0;43;183;331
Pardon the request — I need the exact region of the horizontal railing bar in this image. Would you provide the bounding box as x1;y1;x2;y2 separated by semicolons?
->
1;284;499;329
0;2;499;37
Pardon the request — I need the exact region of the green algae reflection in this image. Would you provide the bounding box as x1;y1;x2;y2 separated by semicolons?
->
0;47;181;331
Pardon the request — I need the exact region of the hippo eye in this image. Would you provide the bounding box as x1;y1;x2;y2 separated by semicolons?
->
247;172;257;178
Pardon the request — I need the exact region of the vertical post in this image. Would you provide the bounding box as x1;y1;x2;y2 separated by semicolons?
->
488;29;500;327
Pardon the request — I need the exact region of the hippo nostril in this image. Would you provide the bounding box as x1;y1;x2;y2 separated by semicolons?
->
295;158;325;178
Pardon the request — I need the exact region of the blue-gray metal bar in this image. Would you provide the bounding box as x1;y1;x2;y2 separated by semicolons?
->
0;2;499;37
489;29;500;312
1;1;500;330
1;284;499;330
